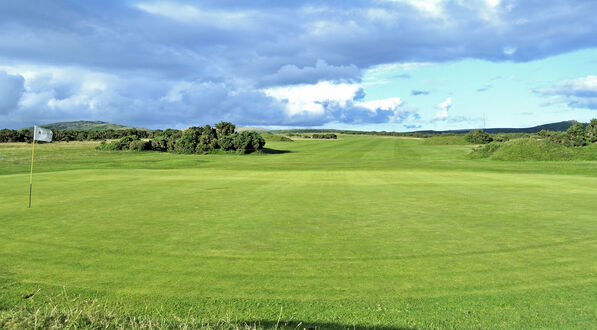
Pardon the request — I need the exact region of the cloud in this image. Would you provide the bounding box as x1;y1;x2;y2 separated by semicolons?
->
393;74;411;79
476;85;492;92
411;90;430;96
265;82;415;124
0;71;25;114
432;97;452;121
260;60;360;87
2;1;597;127
536;75;597;110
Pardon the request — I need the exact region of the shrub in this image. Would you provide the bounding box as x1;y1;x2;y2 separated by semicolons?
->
118;135;139;149
167;131;182;152
129;140;151;151
565;121;587;147
493;134;510;142
150;136;168;152
312;133;337;139
464;129;493;144
586;118;597;143
196;125;218;153
233;131;265;154
215;121;236;137
218;135;235;151
174;129;200;154
96;141;123;150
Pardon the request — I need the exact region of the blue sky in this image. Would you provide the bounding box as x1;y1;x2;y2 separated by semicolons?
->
0;1;596;130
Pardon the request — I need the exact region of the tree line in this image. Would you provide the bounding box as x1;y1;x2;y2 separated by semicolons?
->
465;119;597;146
97;122;265;154
0;128;151;143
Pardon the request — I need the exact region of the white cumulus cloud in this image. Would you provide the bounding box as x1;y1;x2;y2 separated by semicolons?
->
432;97;452;121
536;75;597;110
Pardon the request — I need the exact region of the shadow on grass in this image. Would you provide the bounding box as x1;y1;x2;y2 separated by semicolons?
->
240;320;411;329
259;148;292;154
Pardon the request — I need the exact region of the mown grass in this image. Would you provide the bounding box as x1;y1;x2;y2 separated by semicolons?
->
1;136;596;328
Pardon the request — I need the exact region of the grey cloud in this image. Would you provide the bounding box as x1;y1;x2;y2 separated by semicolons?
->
411;90;430;96
393;74;411;79
476;85;492;92
535;75;597;110
0;71;25;114
260;60;360;87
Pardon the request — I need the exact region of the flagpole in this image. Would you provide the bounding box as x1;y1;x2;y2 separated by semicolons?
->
28;126;36;208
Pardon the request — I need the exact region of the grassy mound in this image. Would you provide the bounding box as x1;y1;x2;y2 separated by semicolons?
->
262;133;293;142
469;138;597;161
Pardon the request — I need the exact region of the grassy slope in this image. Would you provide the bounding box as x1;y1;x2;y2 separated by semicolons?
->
1;136;596;328
469;138;597;161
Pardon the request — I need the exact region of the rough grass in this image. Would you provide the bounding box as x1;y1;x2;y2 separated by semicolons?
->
1;136;596;328
468;138;597;161
421;135;468;145
261;134;293;142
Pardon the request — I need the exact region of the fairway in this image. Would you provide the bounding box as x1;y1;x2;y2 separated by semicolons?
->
1;136;596;328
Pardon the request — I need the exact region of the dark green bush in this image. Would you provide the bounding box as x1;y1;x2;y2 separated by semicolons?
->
565;121;587;147
196;125;218;153
215;121;236;137
174;129;200;154
118;135;139;149
129;140;151;151
151;136;168;152
218;135;235;151
585;119;597;143
493;134;510;142
96;141;123;151
234;131;265;154
312;133;337;139
464;129;493;144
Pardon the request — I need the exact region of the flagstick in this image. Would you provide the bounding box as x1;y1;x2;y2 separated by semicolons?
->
28;127;36;208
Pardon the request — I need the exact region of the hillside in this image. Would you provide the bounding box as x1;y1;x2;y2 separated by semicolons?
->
22;121;150;131
417;120;587;134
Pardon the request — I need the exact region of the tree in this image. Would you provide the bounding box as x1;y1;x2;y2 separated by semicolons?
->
464;129;493;144
586;118;597;143
565;121;587;147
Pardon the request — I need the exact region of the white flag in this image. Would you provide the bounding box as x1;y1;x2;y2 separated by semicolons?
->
34;125;53;142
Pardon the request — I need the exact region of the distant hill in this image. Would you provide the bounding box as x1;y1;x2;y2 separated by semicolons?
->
416;121;587;134
22;121;151;131
18;120;587;134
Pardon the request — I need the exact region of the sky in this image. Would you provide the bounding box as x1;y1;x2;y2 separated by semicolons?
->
0;0;596;130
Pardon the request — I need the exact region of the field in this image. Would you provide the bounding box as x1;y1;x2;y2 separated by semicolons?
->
1;136;596;328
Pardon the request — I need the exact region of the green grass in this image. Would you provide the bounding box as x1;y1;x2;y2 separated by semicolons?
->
1;136;596;328
262;134;294;142
421;135;467;145
469;138;597;161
